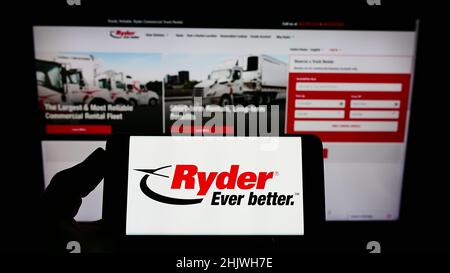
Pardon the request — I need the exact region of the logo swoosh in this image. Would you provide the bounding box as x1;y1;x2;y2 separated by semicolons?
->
139;174;203;205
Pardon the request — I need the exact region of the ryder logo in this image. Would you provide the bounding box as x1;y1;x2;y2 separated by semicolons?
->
136;165;203;205
110;30;139;39
136;165;295;206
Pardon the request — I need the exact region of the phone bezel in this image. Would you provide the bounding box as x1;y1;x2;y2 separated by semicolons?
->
103;134;325;252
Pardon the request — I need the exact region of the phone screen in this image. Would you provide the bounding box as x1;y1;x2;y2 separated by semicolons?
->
125;136;304;235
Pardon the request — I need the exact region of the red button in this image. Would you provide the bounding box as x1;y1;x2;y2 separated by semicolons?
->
170;125;234;135
46;125;112;135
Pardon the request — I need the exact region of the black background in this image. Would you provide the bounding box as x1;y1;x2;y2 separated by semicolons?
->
1;0;449;259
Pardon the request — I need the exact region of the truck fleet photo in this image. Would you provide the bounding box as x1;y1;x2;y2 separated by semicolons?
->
193;55;287;106
36;53;288;122
35;53;159;108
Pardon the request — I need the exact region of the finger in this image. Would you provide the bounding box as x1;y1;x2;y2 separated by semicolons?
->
42;147;106;219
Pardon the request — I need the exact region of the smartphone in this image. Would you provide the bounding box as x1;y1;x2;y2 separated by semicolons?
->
103;135;325;251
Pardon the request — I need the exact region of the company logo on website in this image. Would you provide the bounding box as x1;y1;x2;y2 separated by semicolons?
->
110;30;139;39
136;164;296;206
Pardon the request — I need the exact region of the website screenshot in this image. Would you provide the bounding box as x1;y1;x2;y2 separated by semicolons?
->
34;21;417;221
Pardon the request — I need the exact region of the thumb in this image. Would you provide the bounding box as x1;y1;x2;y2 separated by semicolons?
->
42;147;106;219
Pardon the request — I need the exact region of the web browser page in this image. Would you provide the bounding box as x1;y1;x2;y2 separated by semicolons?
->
35;21;417;221
126;136;304;235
